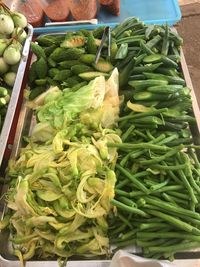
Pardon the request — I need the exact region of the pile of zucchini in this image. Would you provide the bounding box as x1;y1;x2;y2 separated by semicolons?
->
28;18;200;260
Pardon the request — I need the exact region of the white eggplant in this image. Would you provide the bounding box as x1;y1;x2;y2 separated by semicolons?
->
12;12;27;29
3;42;21;65
12;27;27;43
0;14;14;35
4;72;16;87
0;39;10;56
0;57;9;74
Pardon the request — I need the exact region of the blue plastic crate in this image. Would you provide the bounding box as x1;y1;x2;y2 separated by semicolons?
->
34;0;181;34
98;0;181;26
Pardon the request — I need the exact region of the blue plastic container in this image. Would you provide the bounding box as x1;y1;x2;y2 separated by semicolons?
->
98;0;181;26
34;0;181;34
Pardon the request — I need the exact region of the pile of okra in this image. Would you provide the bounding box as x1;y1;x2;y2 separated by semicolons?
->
108;18;200;260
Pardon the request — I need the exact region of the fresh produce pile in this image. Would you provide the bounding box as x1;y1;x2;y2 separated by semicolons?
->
0;2;27;131
1;17;200;264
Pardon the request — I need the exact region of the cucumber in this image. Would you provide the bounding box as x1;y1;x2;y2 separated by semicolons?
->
71;81;87;91
29;87;46;100
48;58;57;68
132;63;163;74
143;54;162;63
87;32;97;54
61;36;86;48
71;64;93;75
93;59;114;73
48;68;60;78
53;70;71;81
147;85;183;94
128;79;168;90
79;71;109;81
129;74;146;80
59;60;80;69
35;57;48;79
36;35;56;46
0;87;8;97
35;79;47;86
30;42;46;59
134;91;176;101
43;45;57;56
80;54;96;64
65;77;80;87
143;72;186;85
50;47;84;62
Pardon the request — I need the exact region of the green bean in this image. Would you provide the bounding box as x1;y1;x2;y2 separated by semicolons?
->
139;222;170;231
151;163;187;171
147;241;200;254
137;239;166;248
115;179;130;189
108;142;170;152
143;196;200;220
150;179;169;191
146;130;155;140
144;209;200;234
156;134;178;146
111;199;149;217
133;129;149;140
140;145;183;165
118;108;168;122
162;193;178;206
167;190;189;200
118;196;137;208
162;193;188;207
188;148;200;169
121;125;135;142
112;238;137;247
118;213;133;229
116;165;149;193
177;167;198;204
152;185;184;193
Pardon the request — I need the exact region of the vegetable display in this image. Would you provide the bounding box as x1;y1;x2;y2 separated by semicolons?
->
0;2;27;131
1;17;200;264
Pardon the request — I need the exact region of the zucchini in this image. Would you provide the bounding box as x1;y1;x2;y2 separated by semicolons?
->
93;59;114;73
79;71;109;81
129;79;168;90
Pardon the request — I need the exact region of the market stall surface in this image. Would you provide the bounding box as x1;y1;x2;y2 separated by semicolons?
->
177;0;200;107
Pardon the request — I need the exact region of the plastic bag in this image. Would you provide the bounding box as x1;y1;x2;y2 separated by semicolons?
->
109;250;177;267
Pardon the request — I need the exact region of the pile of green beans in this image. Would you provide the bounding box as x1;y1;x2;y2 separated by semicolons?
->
108;122;200;259
109;18;200;260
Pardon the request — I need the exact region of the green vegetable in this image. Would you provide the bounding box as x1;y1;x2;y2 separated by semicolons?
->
79;71;109;81
61;35;86;48
35;57;48;79
93;59;114;73
71;64;93;75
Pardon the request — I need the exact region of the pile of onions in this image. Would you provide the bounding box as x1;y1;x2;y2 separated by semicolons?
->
0;3;27;87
